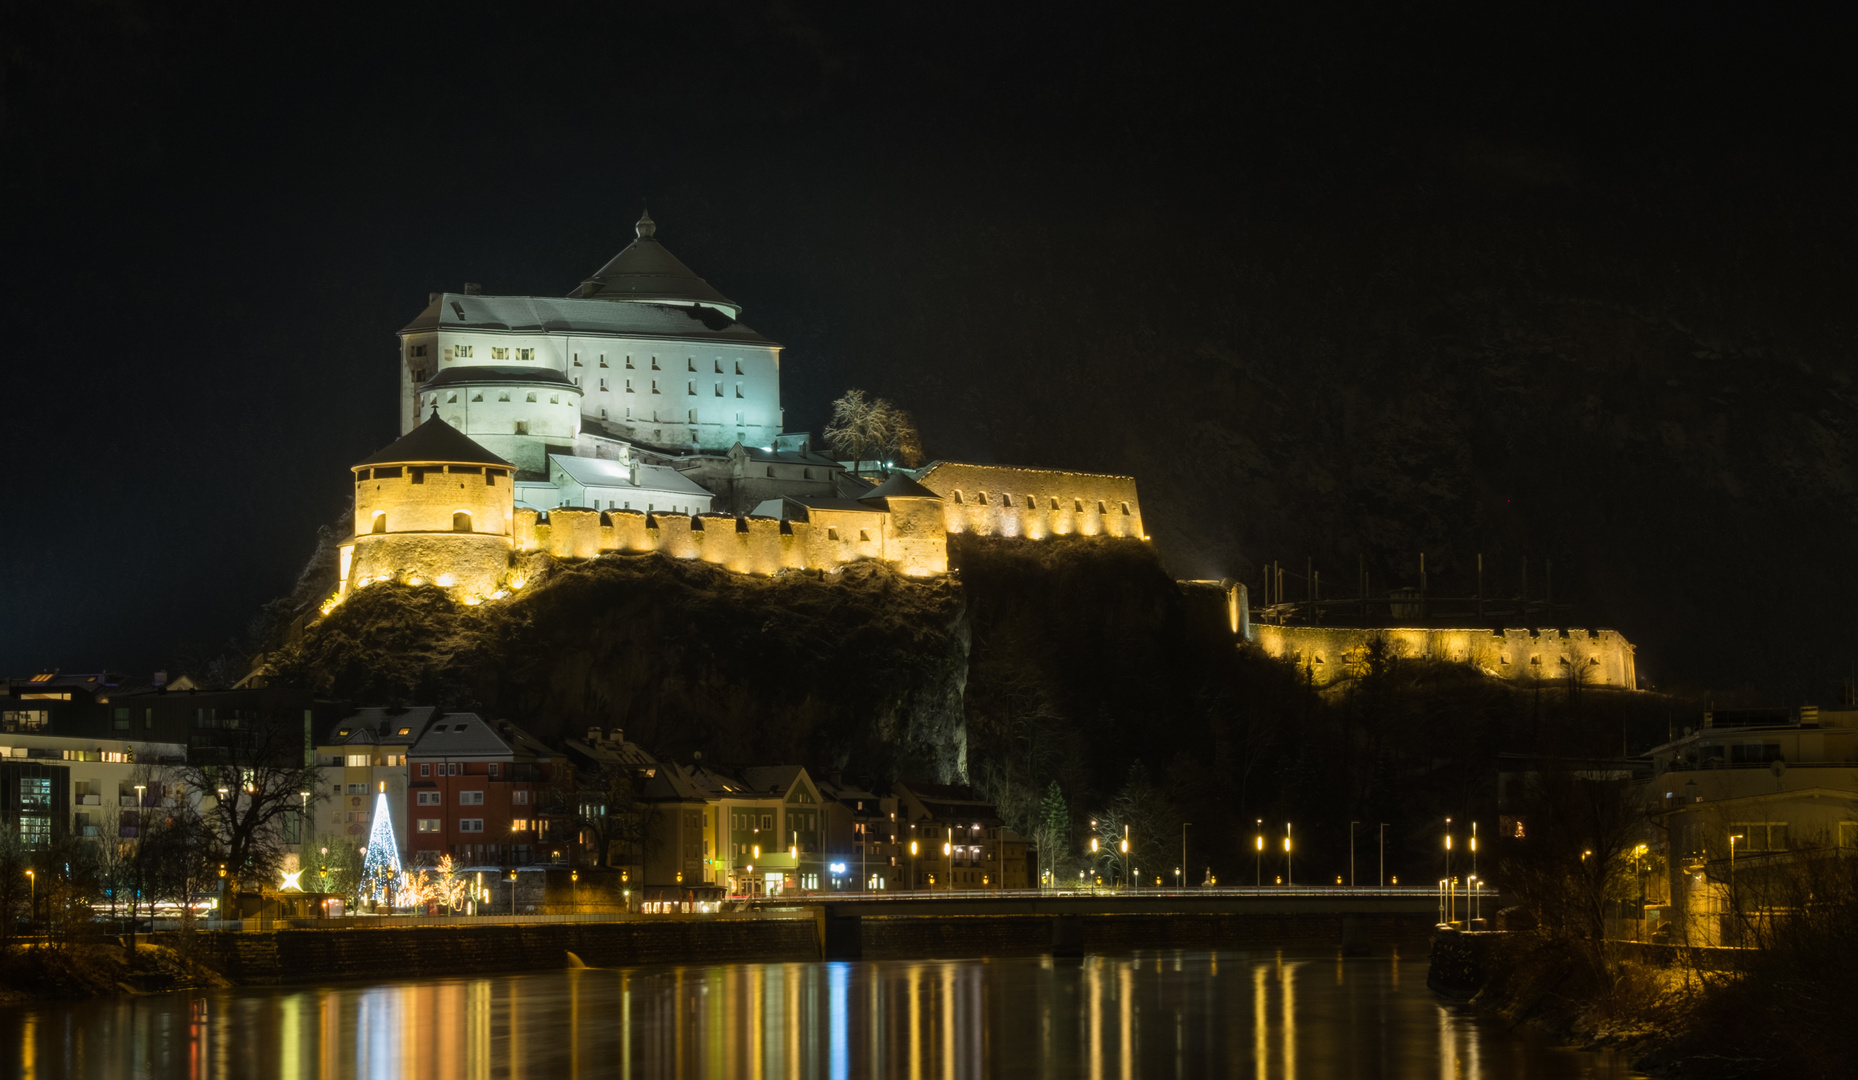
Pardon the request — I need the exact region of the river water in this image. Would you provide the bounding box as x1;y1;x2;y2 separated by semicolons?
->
1;949;1637;1079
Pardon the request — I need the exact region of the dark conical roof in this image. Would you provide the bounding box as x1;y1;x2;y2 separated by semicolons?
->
860;471;942;503
352;414;512;469
571;211;740;314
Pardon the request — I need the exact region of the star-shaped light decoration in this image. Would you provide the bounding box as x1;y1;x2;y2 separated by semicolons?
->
280;870;304;892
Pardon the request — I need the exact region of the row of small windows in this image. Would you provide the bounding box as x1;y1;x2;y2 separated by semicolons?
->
367;511;478;534
950;491;1130;515
571;354;747;375
357;465;508;485
431;390;560;406
588;378;746;398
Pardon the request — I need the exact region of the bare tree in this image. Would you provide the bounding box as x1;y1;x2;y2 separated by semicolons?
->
824;389;923;475
176;719;322;903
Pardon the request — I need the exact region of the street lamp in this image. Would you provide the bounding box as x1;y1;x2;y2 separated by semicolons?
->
1181;823;1190;888
509;870;518;916
25;869;33;932
1255;818;1263;886
571;869;579;913
1283;823;1293;886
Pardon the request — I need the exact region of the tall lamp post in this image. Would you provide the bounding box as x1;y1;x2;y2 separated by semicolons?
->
1284;823;1293;886
1349;820;1359;888
25;869;34;934
1180;823;1190;888
1120;826;1130;892
1254;819;1263;886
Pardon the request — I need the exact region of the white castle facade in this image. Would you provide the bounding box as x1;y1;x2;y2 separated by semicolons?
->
331;214;1145;606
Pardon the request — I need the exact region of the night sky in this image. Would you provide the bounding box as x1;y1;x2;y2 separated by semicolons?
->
3;3;1853;693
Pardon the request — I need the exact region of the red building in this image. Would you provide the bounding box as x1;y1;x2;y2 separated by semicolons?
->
405;713;568;866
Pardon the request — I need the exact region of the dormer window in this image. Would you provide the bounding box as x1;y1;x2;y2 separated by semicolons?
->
498;391;511;402
525;391;537;402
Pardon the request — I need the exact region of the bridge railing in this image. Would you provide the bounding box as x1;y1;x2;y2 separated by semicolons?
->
749;886;1480;907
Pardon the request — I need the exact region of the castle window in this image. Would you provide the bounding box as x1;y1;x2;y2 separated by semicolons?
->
517;348;534;361
549;394;559;404
371;513;387;533
687;381;696;395
573;353;582;366
514;420;529;435
486;468;504;485
491;347;509;360
601;408;607;418
1050;496;1059;510
1074;498;1083;512
1025;495;1036;509
409;344;427;358
1097;501;1106;514
977;492;988;505
735;411;745;424
625;379;633;393
714;382;723;396
859;529;871;542
952;491;963;503
410;467;431;484
714;359;723;373
1121;502;1131;515
625;407;632;420
472;392;484;402
766;466;775;478
735;360;744;375
687;357;696;371
804;468;814;480
456;345;474;358
735;382;744;398
525;391;537;402
599;355;608;367
448;465;481;474
599;379;608;391
651;380;659;394
374;466;402;479
453;512;472;532
653;429;662;440
828;527;840;541
447;392;458;403
651;357;660;370
625;355;634;368
498;391;511;402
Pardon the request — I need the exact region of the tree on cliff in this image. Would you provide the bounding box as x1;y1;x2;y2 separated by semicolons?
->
824;389;921;475
1034;781;1069;885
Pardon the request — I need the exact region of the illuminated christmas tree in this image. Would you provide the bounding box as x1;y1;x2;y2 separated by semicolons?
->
359;789;403;905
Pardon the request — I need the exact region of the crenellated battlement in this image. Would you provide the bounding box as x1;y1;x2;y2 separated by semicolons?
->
1250;624;1638;688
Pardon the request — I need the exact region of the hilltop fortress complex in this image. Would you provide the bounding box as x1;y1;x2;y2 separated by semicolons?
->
330;213;1634;689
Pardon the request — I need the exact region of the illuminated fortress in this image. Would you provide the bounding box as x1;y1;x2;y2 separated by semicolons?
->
330;214;1147;605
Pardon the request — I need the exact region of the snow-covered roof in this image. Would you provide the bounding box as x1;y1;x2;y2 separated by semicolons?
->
549;453;712;497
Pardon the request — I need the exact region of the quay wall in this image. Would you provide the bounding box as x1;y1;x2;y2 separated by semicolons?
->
168;909;1438;986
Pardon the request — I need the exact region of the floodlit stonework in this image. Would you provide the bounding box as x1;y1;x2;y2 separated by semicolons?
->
319;214;1146;608
1251;624;1638;688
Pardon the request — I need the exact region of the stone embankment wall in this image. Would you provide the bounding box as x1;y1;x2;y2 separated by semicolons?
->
1251;625;1637;688
172;910;1438;986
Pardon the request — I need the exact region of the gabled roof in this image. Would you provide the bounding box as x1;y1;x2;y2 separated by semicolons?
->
352;414;512;469
738;765;812;798
420;365;579;392
749;495;889;520
406;712;551;762
568;212;741;316
860;471;941;503
548;453;713;497
326;706;436;747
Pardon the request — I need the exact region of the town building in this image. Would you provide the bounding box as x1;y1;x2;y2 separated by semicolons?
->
818;777;900;891
893;781;1032;891
405;713;567;867
316;707;434;856
1641;705;1858;945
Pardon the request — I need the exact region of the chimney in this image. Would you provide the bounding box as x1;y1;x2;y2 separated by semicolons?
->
463;282;482;296
586;727;602;745
580;280;601;297
628;462;641;487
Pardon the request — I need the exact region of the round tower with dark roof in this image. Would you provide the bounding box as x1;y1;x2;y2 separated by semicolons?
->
337;414;519;605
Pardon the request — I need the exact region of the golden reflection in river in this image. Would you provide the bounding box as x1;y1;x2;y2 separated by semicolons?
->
0;950;1641;1080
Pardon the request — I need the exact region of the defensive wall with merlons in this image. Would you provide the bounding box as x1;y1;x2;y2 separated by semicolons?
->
1250;624;1637;688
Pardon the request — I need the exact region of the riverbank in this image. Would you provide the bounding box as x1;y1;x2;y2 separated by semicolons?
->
1;908;1437;1004
0;942;229;1007
1428;930;1813;1080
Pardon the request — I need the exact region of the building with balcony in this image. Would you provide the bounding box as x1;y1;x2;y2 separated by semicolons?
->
405;714;567;867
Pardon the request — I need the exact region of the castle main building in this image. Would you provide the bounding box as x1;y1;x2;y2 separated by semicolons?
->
331;215;1148;605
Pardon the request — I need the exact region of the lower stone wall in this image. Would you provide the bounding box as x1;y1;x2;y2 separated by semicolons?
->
859;911;1434;959
1251;624;1638;688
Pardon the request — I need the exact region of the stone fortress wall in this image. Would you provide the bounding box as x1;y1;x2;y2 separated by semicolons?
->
1251;624;1638;689
511;503;948;578
913;462;1145;541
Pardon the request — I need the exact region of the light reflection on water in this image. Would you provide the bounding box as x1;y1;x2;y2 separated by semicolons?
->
0;949;1637;1079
